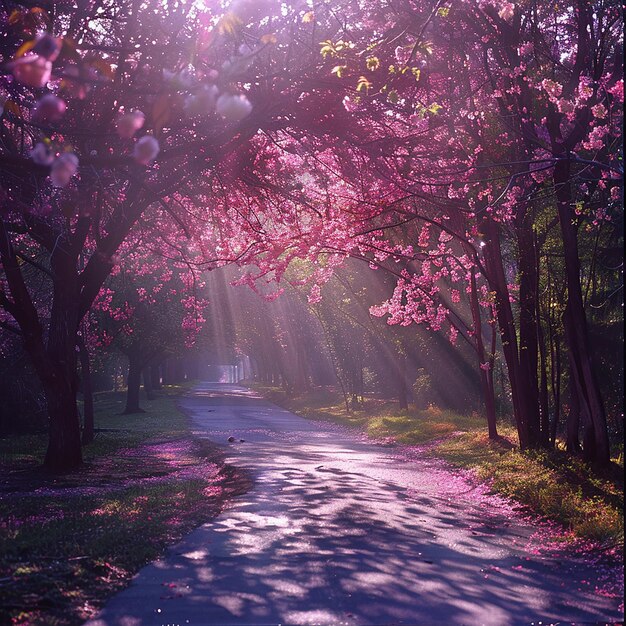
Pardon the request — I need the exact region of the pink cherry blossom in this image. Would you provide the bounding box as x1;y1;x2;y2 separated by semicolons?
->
9;55;52;88
32;94;67;122
116;110;145;138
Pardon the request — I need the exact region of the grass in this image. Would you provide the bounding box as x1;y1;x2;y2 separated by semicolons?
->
436;428;624;547
255;384;484;444
0;384;249;626
255;384;624;548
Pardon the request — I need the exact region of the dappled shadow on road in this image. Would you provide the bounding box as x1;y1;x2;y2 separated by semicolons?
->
89;444;623;625
87;383;623;626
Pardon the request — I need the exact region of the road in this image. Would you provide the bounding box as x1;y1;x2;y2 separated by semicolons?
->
86;383;623;626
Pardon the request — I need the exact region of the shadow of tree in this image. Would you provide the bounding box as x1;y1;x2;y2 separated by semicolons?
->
87;383;623;626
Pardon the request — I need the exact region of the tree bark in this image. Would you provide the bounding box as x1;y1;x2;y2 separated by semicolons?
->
77;337;95;445
482;218;533;448
150;364;162;390
43;237;83;470
143;366;154;400
549;332;561;446
554;159;610;465
469;272;498;439
566;378;582;454
124;349;145;414
516;214;542;445
42;372;83;472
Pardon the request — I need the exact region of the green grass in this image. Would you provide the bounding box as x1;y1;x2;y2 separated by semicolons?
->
254;384;484;444
0;382;194;467
0;383;249;626
435;429;624;547
255;384;624;547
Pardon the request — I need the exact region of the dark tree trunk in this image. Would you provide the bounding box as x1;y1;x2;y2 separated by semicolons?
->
77;337;95;445
42;372;83;472
150;364;162;390
549;333;561;446
469;273;498;439
554;159;610;465
516;215;542;445
171;358;185;383
482;218;533;448
536;266;551;448
538;340;551;447
161;358;171;385
124;349;145;414
143;367;154;400
185;355;199;380
42;245;83;471
566;379;582;454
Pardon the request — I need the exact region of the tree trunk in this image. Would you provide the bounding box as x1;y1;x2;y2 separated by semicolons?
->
469;273;498;439
150;364;162;390
566;378;582;454
554;159;610;465
516;216;542;445
536;271;551;448
171;358;185;383
124;350;145;414
77;337;95;445
482;218;533;448
143;366;154;400
538;339;551;448
43;249;83;471
549;334;561;446
42;372;83;472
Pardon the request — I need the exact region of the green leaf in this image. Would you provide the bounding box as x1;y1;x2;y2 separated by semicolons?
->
320;40;336;58
356;76;372;92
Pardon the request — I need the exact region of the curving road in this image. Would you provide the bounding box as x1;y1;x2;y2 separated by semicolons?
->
86;383;623;626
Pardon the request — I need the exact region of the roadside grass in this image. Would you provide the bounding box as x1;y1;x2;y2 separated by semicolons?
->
254;384;483;444
0;384;248;626
0;382;194;468
255;384;624;547
436;429;624;547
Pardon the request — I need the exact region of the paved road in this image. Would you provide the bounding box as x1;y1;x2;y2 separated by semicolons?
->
86;383;623;626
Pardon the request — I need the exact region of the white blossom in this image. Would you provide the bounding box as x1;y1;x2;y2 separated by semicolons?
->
184;84;219;117
8;55;52;88
163;67;195;90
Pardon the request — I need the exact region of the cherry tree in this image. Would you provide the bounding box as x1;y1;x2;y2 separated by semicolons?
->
0;0;366;471
0;0;621;471
208;0;622;462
